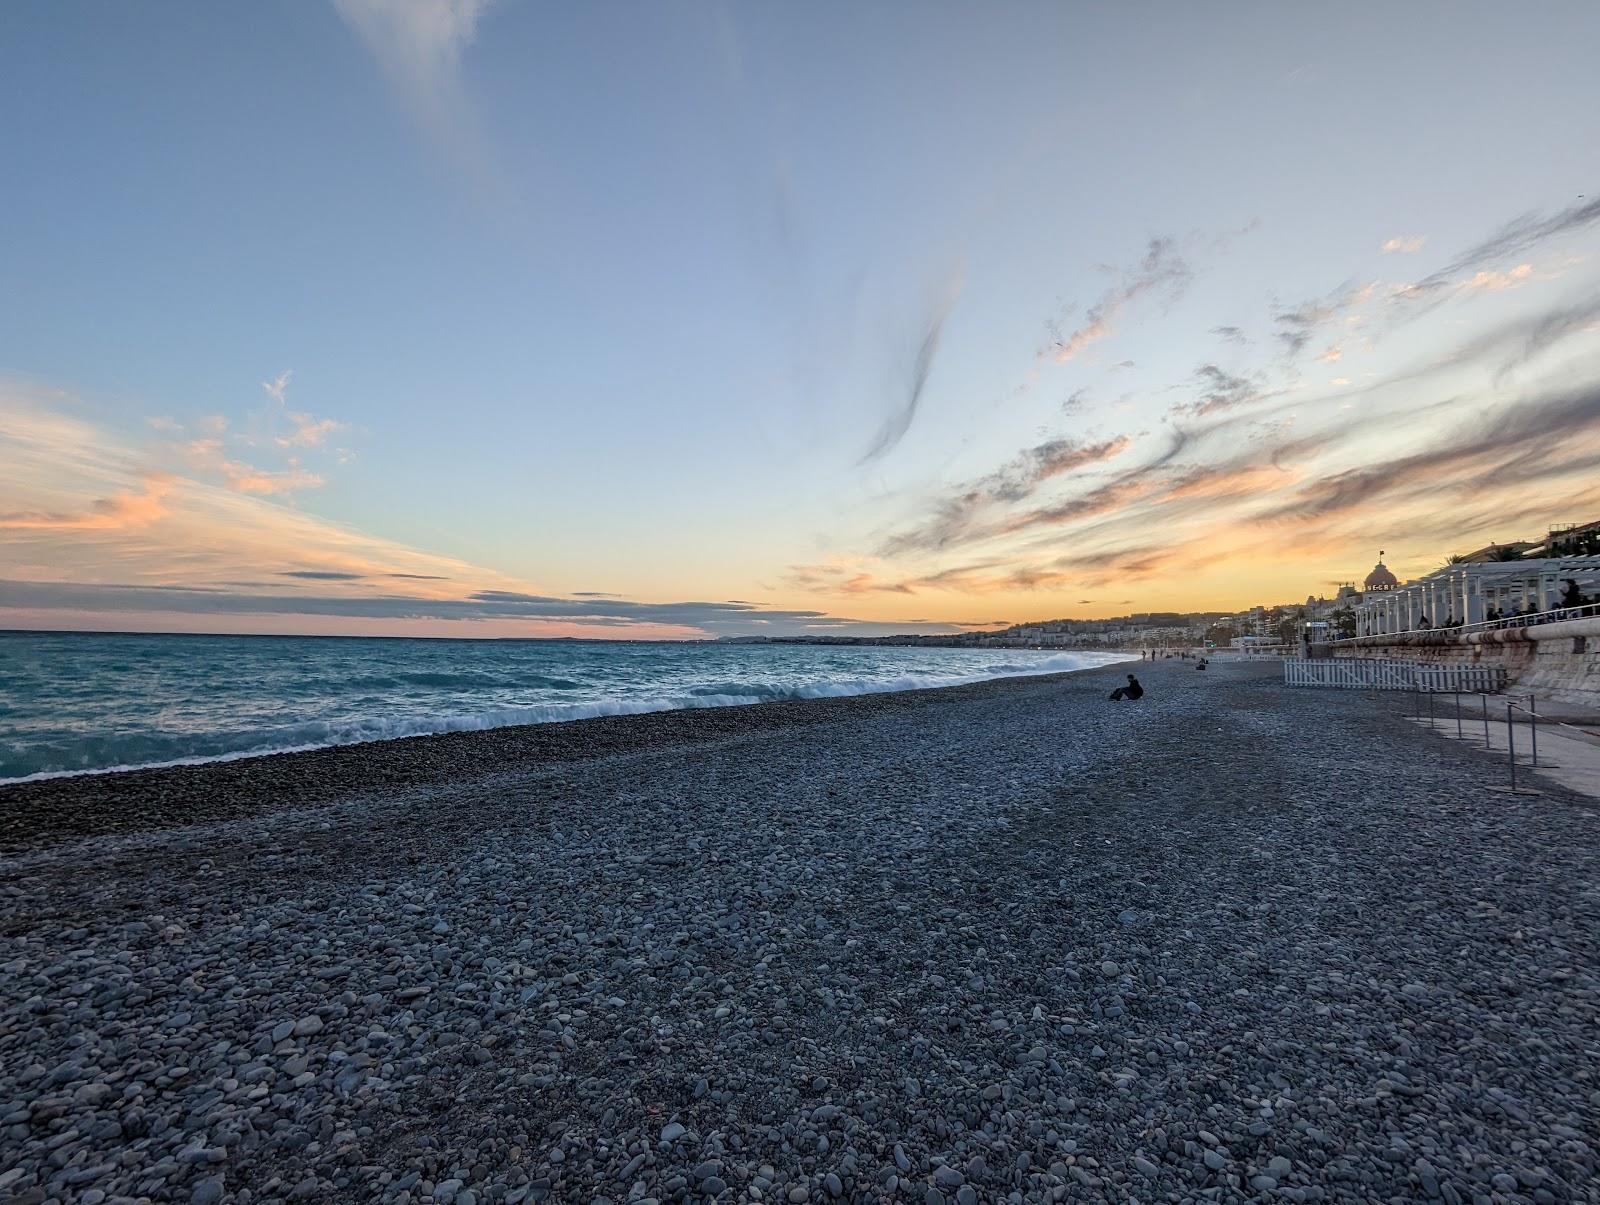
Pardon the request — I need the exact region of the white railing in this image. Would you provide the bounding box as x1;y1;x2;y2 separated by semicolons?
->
1411;665;1509;693
1284;660;1507;692
1346;599;1600;646
1285;660;1415;689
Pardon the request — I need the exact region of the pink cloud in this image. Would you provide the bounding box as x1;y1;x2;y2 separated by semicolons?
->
1459;263;1534;293
223;464;325;495
276;411;346;449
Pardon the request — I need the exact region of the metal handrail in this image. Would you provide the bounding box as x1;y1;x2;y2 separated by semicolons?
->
1501;698;1552;792
1413;691;1579;795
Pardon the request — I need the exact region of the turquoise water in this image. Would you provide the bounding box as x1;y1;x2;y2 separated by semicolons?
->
0;632;1131;782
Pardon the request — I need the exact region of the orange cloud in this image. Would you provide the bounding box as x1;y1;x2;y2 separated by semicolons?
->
1;387;498;594
0;473;174;531
179;433;324;495
1164;462;1297;502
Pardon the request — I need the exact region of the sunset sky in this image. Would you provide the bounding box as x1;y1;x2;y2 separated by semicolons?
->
3;2;1599;639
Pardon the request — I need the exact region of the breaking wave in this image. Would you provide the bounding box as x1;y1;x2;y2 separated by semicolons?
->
0;638;1134;783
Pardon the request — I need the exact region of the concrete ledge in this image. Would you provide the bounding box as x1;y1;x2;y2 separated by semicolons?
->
1345;615;1599;648
1332;616;1599;707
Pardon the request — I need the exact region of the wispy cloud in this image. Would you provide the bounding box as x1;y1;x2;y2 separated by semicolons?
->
1273;282;1374;357
1510;293;1600;373
791;541;1193;599
834;245;1600;604
1430;197;1600;282
859;266;963;462
277;412;346;449
1396;197;1600;303
334;0;490;119
1381;236;1426;254
3;383;488;591
334;0;507;205
1052;238;1190;362
1169;364;1274;418
177;433;325;496
0;577;975;639
880;435;1133;556
1458;263;1534;293
262;370;292;406
1252;384;1600;526
0;382;977;638
223;466;326;495
151;374;345;495
1060;387;1091;416
809;199;1600;611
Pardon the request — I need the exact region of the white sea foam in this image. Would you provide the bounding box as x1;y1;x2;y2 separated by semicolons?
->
0;649;1135;784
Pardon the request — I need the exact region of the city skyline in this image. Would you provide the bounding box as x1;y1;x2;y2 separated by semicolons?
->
4;2;1600;639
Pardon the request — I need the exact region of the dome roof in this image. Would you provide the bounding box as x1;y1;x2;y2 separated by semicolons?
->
1364;560;1399;590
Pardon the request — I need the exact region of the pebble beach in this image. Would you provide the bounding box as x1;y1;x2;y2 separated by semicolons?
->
2;659;1598;1204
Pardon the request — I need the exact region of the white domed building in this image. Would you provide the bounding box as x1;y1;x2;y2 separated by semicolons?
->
1363;556;1398;593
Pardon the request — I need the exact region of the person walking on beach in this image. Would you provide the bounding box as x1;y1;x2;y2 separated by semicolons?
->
1109;673;1144;701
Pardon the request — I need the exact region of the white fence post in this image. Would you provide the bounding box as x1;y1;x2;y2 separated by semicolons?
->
1282;660;1505;692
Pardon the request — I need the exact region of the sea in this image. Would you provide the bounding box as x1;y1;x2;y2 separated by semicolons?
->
0;631;1133;783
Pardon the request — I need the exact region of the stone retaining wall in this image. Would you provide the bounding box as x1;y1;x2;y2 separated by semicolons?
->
1330;616;1600;707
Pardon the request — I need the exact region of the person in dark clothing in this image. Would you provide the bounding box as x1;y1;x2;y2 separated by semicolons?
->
1109;673;1144;701
1560;578;1586;608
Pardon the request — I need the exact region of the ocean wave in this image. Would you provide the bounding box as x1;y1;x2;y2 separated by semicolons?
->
335;671;585;692
0;651;1134;784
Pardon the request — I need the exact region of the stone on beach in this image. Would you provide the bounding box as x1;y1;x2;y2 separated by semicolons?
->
0;661;1596;1203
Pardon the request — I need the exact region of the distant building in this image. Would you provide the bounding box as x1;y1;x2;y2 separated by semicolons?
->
1450;540;1540;563
1542;519;1600;558
1304;584;1360;621
1355;555;1600;633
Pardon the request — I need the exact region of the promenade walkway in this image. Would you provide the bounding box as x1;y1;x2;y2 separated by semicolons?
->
1411;692;1600;801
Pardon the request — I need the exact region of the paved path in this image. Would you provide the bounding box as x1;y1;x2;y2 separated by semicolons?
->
1412;691;1600;801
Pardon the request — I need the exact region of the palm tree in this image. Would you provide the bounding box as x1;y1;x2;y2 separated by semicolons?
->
1489;545;1526;562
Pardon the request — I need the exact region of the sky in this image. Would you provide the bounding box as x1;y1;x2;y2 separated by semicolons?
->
3;1;1599;640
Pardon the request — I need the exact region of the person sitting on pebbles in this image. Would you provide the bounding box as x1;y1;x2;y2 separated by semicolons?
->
1109;673;1144;701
